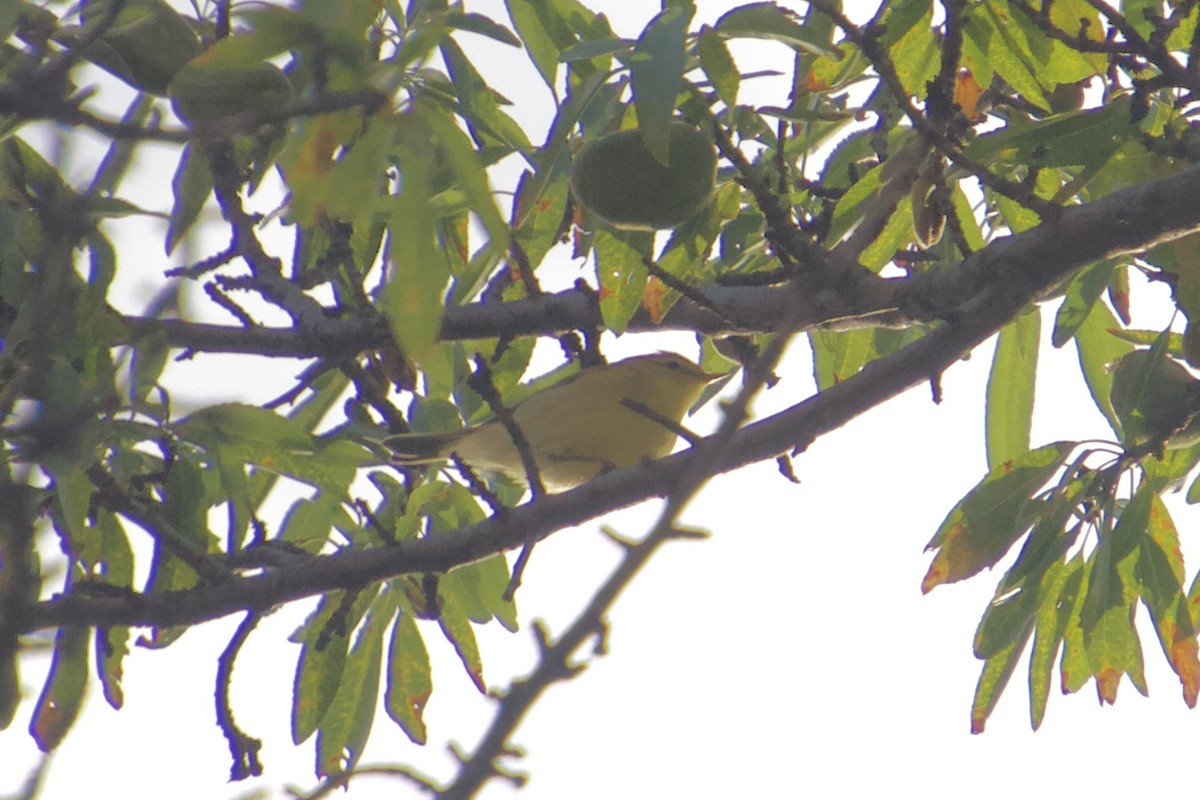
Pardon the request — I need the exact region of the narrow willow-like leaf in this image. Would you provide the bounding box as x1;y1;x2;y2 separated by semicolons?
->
95;511;132;711
630;4;693;163
30;622;89;752
315;592;395;777
385;612;433;745
292;591;362;745
505;0;568;92
442;555;519;632
715;2;842;57
923;442;1073;592
697;27;738;108
986;310;1039;470
1074;300;1134;437
383;113;445;357
1137;493;1200;706
1029;557;1080;729
438;598;486;694
971;618;1034;733
1052;260;1114;348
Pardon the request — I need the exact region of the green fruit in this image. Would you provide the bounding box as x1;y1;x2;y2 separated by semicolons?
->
1109;349;1200;449
168;62;292;127
569;122;717;231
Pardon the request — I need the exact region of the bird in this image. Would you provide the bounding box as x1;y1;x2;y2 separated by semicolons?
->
383;352;723;491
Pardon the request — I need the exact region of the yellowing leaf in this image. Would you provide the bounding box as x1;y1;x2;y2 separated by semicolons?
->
923;443;1073;593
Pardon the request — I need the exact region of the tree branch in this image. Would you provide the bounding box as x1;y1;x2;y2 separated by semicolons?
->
26;161;1200;633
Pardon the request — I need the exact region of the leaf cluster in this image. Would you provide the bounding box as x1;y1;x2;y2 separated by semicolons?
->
5;0;1200;794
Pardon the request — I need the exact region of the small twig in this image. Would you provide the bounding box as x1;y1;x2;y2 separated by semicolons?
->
619;398;701;445
776;454;801;483
165;242;238;279
468;355;547;499
215;611;264;782
204;281;257;327
84;464;228;585
294;764;441;799
450;453;506;517
502;546;534;603
808;0;1063;220
642;257;755;331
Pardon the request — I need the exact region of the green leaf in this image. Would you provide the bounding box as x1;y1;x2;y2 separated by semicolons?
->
947;188;986;252
441;554;519;632
437;597;486;693
986;310;1039;469
444;11;521;47
1084;597;1138;704
558;37;634;62
505;0;569;91
1052;260;1114;348
385;611;433;744
981;1;1050;112
1060;551;1093;694
324;115;397;226
315;590;395;777
966;98;1135;169
1137;492;1200;705
923;442;1073;592
292;590;369;745
1029;556;1080;729
697;27;738;108
180;402;314;453
423;108;511;256
970;618;1033;734
715;2;841;57
90;94;156;195
630;4;694;164
95;511;132;711
165;142;211;255
1081;486;1149;703
889;2;938;99
1073;299;1133;437
595;228;653;335
512;168;569;276
974;582;1040;661
876;0;931;48
383;114;446;357
30;622;89;752
438;35;533;157
859;194;916;270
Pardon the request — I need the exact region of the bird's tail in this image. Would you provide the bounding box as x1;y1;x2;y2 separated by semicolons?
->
382;430;465;465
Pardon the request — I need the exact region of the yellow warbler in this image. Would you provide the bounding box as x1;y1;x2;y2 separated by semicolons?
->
384;353;722;491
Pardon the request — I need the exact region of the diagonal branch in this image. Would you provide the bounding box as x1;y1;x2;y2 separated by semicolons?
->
26;163;1200;634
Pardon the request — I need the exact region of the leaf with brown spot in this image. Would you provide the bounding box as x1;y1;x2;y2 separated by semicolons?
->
923;442;1073;593
1137;492;1200;706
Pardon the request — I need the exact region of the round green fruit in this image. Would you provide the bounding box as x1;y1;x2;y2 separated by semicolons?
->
569;122;717;231
1109;349;1200;449
169;62;292;128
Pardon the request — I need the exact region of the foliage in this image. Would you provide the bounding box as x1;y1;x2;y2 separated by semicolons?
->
4;0;1200;795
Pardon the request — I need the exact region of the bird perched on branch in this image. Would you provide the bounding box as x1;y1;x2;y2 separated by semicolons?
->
384;352;723;491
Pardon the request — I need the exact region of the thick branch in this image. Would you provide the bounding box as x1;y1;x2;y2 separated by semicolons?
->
124;163;1200;356
33;164;1200;633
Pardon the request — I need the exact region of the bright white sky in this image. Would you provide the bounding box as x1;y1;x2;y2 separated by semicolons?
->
6;2;1200;799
